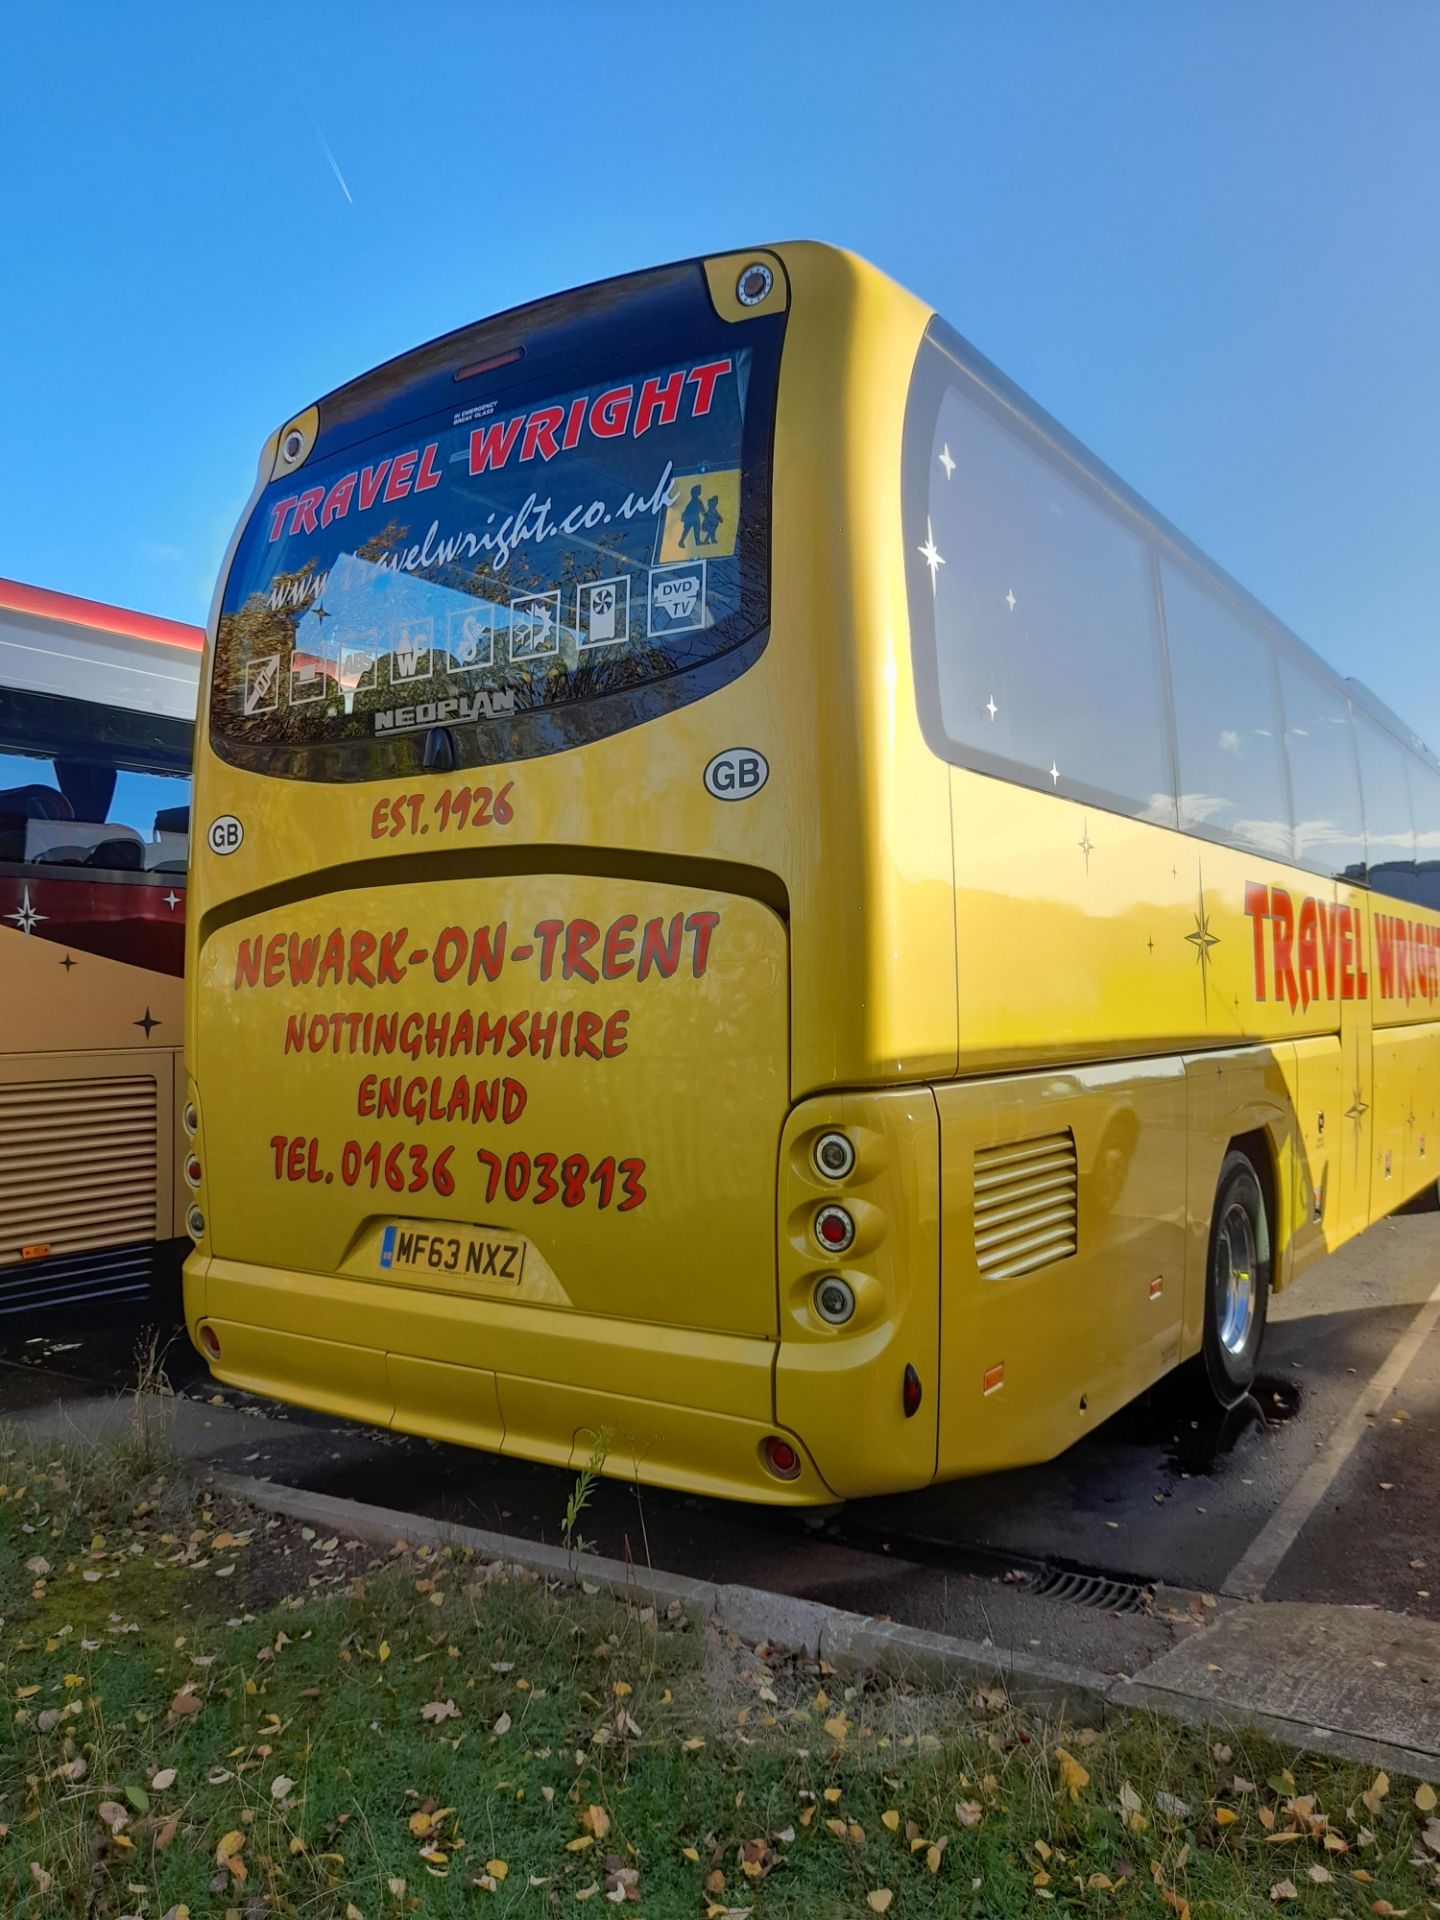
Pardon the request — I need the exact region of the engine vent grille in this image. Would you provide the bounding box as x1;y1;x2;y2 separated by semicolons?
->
0;1076;159;1264
973;1130;1078;1278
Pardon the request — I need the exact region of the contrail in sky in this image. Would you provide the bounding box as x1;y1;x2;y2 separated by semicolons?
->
313;123;354;204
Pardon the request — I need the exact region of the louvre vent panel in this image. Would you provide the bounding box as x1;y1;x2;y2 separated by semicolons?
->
0;1077;159;1260
973;1130;1078;1279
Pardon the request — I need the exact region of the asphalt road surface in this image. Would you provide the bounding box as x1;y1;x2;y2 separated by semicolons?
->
3;1203;1436;1675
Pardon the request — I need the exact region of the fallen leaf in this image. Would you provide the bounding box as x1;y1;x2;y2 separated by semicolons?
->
152;1768;177;1792
96;1801;130;1834
1216;1807;1238;1827
1269;1880;1297;1901
1307;1865;1333;1885
378;1641;391;1664
486;1859;508;1880
867;1893;893;1914
216;1829;247;1880
30;1866;53;1895
169;1684;203;1717
493;1710;512;1735
881;1810;900;1832
1156;1791;1190;1818
956;1800;982;1827
421;1699;460;1723
567;1836;595;1853
1361;1771;1390;1819
926;1838;947;1874
582;1806;611;1840
1056;1747;1090;1802
1414;1783;1436;1813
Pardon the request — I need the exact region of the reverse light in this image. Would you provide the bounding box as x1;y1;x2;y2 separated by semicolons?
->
184;1153;202;1189
902;1364;923;1418
812;1131;855;1181
762;1436;802;1481
814;1276;856;1326
183;1102;198;1137
185;1205;205;1240
814;1204;855;1254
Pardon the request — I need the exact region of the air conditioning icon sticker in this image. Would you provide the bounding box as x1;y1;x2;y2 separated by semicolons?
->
648;561;707;638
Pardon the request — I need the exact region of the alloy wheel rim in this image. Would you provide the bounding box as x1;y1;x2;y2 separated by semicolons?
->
1216;1199;1258;1356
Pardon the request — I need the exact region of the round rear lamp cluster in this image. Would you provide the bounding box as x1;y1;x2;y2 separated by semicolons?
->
814;1276;856;1325
813;1130;855;1180
736;262;773;306
814;1204;855;1254
762;1436;801;1480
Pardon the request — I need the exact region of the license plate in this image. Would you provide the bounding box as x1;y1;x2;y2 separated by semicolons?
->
378;1223;525;1283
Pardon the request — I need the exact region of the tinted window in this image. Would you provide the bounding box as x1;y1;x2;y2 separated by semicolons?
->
1356;717;1416;898
1278;658;1364;881
0;747;189;879
1163;560;1290;859
212;265;783;780
906;337;1172;820
1410;759;1440;910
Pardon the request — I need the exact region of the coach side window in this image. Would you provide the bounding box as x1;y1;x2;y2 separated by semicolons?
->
1409;760;1440;911
906;344;1174;824
1278;658;1365;882
1163;560;1291;860
1355;717;1416;900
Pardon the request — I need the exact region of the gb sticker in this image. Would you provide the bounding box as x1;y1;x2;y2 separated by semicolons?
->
703;748;769;803
206;814;245;856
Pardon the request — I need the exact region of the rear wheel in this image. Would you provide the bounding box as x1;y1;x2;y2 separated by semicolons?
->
1201;1150;1271;1407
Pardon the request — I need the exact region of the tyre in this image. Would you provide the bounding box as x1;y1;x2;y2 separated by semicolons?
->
1201;1149;1271;1407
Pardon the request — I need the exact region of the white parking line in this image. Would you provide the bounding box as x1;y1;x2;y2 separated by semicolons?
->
1224;1271;1440;1599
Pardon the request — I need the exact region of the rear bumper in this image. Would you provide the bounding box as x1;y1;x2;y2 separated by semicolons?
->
186;1253;838;1505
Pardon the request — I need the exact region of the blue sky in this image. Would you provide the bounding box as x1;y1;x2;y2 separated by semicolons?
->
2;2;1436;744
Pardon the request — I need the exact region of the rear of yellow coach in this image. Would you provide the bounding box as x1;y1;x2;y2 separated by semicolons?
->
184;245;955;1504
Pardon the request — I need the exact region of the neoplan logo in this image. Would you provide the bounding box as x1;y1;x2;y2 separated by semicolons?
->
703;747;769;802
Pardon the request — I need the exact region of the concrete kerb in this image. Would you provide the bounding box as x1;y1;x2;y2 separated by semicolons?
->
214;1472;1114;1726
200;1474;1440;1771
1114;1678;1440;1782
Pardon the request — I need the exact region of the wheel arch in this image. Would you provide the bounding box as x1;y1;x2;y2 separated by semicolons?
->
1228;1125;1281;1280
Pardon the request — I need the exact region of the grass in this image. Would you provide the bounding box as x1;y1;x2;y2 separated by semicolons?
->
0;1431;1437;1919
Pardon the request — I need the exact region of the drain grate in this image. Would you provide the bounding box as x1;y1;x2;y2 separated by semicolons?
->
1031;1567;1149;1614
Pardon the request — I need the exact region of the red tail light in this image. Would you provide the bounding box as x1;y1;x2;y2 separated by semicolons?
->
762;1437;801;1481
902;1364;922;1418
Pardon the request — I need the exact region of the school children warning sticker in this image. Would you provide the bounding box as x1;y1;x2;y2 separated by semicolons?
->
657;468;739;562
